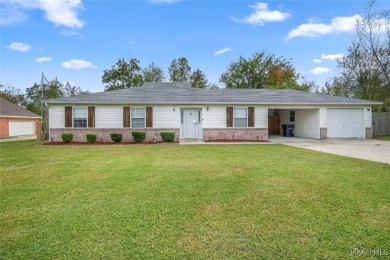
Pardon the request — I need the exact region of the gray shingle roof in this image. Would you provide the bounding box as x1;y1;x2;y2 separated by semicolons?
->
0;97;41;118
45;82;382;105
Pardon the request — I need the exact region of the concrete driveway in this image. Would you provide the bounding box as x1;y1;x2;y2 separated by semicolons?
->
270;136;390;164
0;135;37;142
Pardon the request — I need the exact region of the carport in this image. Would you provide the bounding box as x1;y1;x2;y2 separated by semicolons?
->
268;108;321;139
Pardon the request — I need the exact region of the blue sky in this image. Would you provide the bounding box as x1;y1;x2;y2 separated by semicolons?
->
1;0;389;93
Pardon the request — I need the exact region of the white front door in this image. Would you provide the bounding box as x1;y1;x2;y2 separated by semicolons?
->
184;110;198;138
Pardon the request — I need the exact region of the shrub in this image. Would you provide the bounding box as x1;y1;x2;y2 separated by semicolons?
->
161;132;175;142
86;134;97;143
110;133;122;143
132;131;146;142
62;133;73;143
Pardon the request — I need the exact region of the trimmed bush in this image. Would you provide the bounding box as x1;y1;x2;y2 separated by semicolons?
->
132;131;146;142
86;134;97;143
62;133;73;143
110;133;122;143
161;132;175;142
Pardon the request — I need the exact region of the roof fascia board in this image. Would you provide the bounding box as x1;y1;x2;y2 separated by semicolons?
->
46;101;382;106
0;115;41;119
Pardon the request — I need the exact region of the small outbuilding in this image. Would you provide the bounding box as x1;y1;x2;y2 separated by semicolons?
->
0;97;41;138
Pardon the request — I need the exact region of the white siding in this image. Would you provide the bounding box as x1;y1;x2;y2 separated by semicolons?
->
319;107;327;127
154;106;180;128
202;106;226;128
294;109;320;139
95;106;123;128
255;107;267;128
49;105;65;128
364;107;372;128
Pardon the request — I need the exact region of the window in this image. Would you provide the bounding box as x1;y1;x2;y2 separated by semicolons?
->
234;108;247;127
290;111;295;122
131;108;145;128
73;108;87;128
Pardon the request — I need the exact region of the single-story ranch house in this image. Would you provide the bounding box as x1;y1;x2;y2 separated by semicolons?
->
45;82;381;142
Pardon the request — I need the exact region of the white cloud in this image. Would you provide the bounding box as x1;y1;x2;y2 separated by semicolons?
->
321;53;344;61
313;59;322;63
61;30;82;37
286;14;361;40
0;2;29;25
1;0;84;29
35;56;52;63
61;59;96;70
147;0;181;4
231;2;290;26
6;42;31;52
214;47;234;56
310;67;331;75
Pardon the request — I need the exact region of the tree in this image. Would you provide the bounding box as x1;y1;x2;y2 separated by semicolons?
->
325;0;390;111
63;82;89;97
168;57;191;83
102;58;144;91
219;51;299;89
0;84;26;106
142;63;165;82
189;69;208;88
25;81;64;115
207;83;220;89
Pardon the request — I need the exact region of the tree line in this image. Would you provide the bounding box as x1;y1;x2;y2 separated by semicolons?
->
102;57;214;90
323;0;389;111
0;80;88;116
102;52;315;92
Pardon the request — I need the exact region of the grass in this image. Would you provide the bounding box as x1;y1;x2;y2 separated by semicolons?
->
375;135;390;141
1;140;389;259
0;136;16;140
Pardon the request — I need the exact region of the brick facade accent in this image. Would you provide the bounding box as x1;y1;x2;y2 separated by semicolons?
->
0;117;40;138
203;128;268;142
0;118;9;137
320;127;327;140
365;127;373;139
50;128;180;142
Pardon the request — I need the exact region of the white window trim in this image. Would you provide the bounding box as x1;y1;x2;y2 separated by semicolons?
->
131;107;146;128
72;107;88;128
233;107;248;128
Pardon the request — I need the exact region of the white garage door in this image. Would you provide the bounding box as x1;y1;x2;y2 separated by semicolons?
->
9;121;35;136
327;109;363;138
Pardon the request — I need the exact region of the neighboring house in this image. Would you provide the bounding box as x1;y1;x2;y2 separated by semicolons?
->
45;82;381;142
0;97;41;138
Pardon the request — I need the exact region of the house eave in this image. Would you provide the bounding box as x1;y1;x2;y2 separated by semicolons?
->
45;101;381;106
0;115;42;119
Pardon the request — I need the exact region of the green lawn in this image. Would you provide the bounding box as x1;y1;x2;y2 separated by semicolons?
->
376;135;390;141
1;140;389;259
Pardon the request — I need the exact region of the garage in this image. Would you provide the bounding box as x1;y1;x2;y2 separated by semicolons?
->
327;109;364;138
9;121;35;136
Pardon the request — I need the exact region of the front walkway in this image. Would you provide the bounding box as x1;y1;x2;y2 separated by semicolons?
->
269;136;390;164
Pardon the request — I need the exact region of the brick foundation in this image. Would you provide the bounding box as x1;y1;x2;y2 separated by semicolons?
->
320;127;327;140
203;128;268;142
50;128;180;142
365;127;373;139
